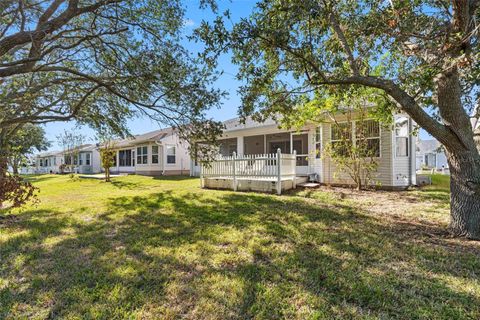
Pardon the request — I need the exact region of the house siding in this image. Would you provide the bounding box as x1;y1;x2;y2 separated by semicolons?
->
393;117;416;187
160;133;191;174
321;122;394;187
393;156;410;187
35;154;63;174
108;131;191;176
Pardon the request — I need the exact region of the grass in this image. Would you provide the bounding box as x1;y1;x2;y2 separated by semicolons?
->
1;174;479;319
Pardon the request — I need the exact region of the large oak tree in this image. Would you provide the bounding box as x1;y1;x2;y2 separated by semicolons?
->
0;0;223;206
198;0;480;239
0;0;223;148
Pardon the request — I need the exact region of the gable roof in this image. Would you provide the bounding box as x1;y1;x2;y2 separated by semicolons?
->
36;150;63;158
223;116;278;132
416;139;442;154
75;144;97;152
107;128;174;148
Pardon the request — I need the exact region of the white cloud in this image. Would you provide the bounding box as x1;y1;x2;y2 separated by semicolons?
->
183;19;195;27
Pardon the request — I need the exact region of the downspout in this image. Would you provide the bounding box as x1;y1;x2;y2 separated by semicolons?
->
392;121;395;187
409;118;417;185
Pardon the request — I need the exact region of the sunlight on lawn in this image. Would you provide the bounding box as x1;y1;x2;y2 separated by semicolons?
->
1;174;479;319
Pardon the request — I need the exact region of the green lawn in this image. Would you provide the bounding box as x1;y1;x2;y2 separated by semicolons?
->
1;174;479;319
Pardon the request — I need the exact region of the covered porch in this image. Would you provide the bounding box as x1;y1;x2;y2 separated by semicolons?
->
192;128;320;179
200;149;308;194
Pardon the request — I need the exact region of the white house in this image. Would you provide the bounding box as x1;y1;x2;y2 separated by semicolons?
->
35;144;102;174
63;144;102;174
104;128;191;176
192;114;417;190
415;139;448;171
35;150;64;174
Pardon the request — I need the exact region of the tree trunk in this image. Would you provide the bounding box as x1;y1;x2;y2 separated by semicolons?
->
434;69;480;240
0;156;6;209
12;162;18;175
446;150;480;239
0;137;9;208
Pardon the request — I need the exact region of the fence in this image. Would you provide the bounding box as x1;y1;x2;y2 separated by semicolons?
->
200;149;297;194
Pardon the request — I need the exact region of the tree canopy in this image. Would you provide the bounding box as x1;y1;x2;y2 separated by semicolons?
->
198;0;478;145
7;124;50;173
0;0;223;143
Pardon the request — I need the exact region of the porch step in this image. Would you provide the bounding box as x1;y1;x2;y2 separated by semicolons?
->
295;176;308;184
297;182;320;188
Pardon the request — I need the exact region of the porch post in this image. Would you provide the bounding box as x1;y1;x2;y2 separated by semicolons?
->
292;150;297;189
290;132;293;153
237;136;244;155
276;148;282;195
232;152;237;191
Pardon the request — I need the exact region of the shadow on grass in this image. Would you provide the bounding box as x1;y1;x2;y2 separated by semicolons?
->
110;180;143;190
151;175;197;181
23;174;59;183
1;190;479;319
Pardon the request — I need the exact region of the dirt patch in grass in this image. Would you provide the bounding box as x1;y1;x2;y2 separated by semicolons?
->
296;184;480;255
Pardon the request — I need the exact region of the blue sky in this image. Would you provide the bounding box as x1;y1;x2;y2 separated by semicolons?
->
43;0;429;150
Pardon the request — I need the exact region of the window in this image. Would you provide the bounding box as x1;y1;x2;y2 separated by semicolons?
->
356;119;380;157
53;157;57;165
315;127;322;159
73;155;78;165
395;116;409;157
330;120;380;157
330;122;352;156
119;150;132;166
79;154;83;165
40;159;43;167
137;146;148;164
86;153;91;165
151;146;159;164
166;145;176;164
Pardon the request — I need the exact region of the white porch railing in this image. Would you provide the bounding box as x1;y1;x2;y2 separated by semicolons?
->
200;149;297;194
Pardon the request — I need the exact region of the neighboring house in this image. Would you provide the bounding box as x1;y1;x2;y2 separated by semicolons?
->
35;144;101;174
35;150;64;174
18;155;36;174
63;144;102;174
191;114;417;189
103;128;191;176
416;139;448;170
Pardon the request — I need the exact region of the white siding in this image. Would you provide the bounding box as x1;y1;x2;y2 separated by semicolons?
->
91;149;102;173
321;122;394;187
393;157;410;186
159;133;190;175
393;117;416;186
